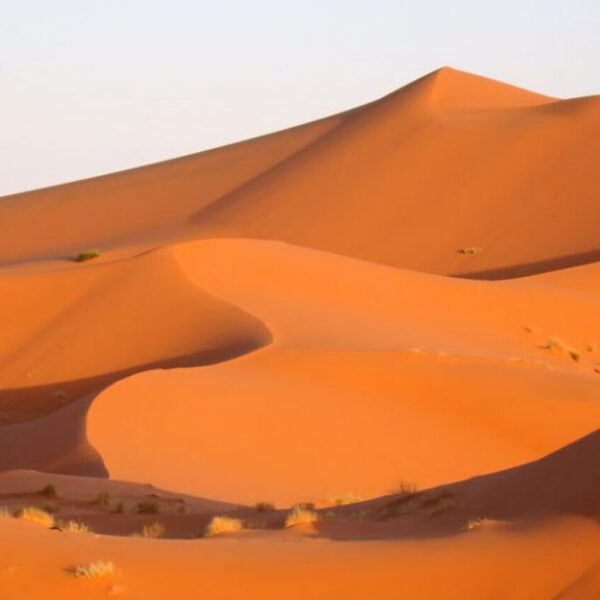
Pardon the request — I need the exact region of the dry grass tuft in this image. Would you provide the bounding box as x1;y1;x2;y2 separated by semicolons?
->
68;561;116;579
137;521;166;538
205;516;243;537
285;506;318;528
465;517;497;531
326;492;363;506
541;337;581;362
388;480;417;497
60;520;92;534
255;501;276;512
14;506;55;528
457;247;481;256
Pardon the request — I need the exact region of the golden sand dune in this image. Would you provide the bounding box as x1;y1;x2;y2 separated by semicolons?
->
0;68;599;598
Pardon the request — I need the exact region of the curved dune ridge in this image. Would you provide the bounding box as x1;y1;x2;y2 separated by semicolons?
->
1;67;600;598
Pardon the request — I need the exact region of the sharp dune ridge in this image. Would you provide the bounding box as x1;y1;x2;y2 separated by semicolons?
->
1;67;600;599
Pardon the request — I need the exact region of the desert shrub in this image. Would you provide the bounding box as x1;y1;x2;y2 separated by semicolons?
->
465;517;485;531
138;521;165;538
60;520;92;534
255;501;276;512
205;516;243;537
457;247;481;256
292;502;315;511
388;480;417;497
69;561;116;579
136;501;159;514
285;506;318;528
14;506;55;528
326;492;362;506
74;250;100;263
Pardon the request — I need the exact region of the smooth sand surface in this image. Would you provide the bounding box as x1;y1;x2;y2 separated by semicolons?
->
1;67;599;598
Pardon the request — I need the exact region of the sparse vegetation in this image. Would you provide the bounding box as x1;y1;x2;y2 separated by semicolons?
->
68;561;116;579
388;480;417;497
59;520;92;534
74;250;100;263
326;492;363;506
457;247;481;256
587;343;597;353
465;517;485;531
540;336;581;362
205;516;243;537
14;506;55;528
39;484;57;499
136;501;159;514
292;502;315;511
137;521;165;539
285;506;318;528
255;501;276;512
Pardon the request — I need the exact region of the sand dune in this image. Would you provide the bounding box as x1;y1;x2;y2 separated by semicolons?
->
1;67;599;598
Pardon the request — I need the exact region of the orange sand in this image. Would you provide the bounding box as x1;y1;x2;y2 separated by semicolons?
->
0;67;599;598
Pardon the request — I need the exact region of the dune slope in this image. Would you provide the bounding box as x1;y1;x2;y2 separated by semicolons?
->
0;67;599;599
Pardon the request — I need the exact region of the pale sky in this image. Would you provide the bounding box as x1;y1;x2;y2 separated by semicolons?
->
1;0;598;196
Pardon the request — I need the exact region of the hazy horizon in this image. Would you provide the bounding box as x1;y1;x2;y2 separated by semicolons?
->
2;0;599;196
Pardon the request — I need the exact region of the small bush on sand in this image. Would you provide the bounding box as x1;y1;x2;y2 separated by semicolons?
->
136;501;159;514
39;484;57;499
388;480;417;497
255;501;276;512
137;521;165;538
14;506;55;528
326;492;363;506
465;517;485;531
285;506;318;528
60;520;92;534
68;561;116;579
205;516;243;537
292;502;315;511
74;250;100;263
457;247;481;256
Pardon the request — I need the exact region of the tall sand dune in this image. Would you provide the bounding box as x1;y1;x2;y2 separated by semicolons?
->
1;67;599;598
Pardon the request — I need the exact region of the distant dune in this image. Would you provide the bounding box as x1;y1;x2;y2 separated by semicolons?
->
0;68;599;599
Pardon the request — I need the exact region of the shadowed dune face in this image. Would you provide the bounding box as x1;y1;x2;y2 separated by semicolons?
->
1;67;600;599
0;247;271;423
